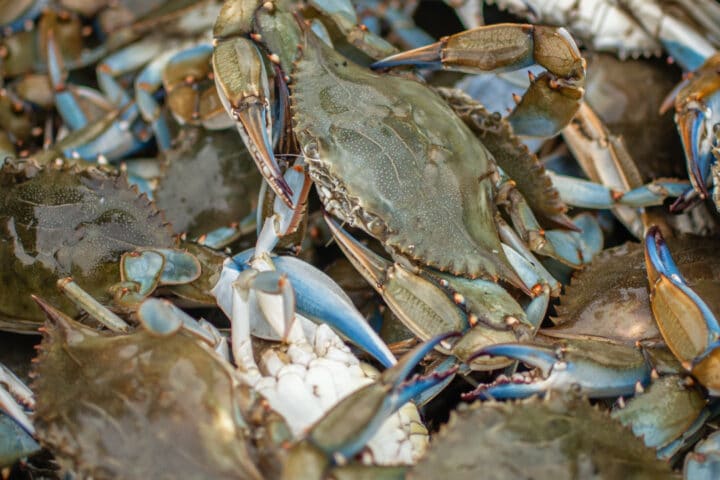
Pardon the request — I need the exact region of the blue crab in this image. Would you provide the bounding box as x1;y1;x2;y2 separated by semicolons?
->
0;157;224;333
0;270;452;477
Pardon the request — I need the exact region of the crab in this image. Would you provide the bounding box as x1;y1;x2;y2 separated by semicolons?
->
0;157;227;333
207;1;602;365
0;262;452;477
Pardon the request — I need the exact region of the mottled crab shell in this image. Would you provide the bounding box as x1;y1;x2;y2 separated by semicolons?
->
436;87;573;230
154;127;261;238
291;32;521;287
0;160;176;332
410;396;675;480
549;238;720;345
32;303;285;480
548;242;660;344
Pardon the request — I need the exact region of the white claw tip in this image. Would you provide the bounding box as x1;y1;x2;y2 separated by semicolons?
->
634;382;645;394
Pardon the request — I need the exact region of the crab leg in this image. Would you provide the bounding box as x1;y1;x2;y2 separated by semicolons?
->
497;172;604;267
325;215;549;369
549;172;690;209
371;23;585;136
46;33;150;161
464;340;652;400
617;0;716;72
213;223;396;368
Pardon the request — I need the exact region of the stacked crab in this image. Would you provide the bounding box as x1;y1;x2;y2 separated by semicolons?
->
4;0;720;479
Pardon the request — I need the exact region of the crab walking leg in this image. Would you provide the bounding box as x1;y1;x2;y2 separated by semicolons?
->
371;23;585;137
326;217;550;359
563;102;656;238
137;298;229;359
548;173;690;209
56;278;130;333
644;226;720;394
496;172;604;267
616;0;716;72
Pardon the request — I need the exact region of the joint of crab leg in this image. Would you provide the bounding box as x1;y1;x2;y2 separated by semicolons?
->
306;333;460;461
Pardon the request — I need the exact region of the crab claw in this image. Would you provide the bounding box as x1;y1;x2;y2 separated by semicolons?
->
305;332;460;461
463;339;651;400
676;104;713;197
672;54;720;199
372;24;584;137
213;37;294;208
215;250;397;368
645;226;720;394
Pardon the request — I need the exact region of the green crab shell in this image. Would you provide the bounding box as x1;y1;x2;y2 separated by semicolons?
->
32;308;276;479
0;161;176;332
291;32;520;286
411;396;676;480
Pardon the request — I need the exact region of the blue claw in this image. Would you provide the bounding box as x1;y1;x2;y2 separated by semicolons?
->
645;226;720;338
230;249;397;368
464;340;652;400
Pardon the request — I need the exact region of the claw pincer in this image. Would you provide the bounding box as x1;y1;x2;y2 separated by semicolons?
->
645;226;720;394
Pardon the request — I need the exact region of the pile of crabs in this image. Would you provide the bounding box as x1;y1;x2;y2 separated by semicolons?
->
4;0;720;478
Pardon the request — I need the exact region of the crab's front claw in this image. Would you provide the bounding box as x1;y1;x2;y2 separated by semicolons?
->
217;249;397;368
644;226;720;394
463;339;652;400
213;37;294;208
303;333;459;462
674;74;720;198
371;24;585;137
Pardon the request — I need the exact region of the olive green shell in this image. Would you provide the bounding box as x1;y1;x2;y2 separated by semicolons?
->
437;87;573;230
291;32;520;286
154;127;261;238
32;304;286;479
411;396;676;480
549;238;720;344
0;160;175;332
